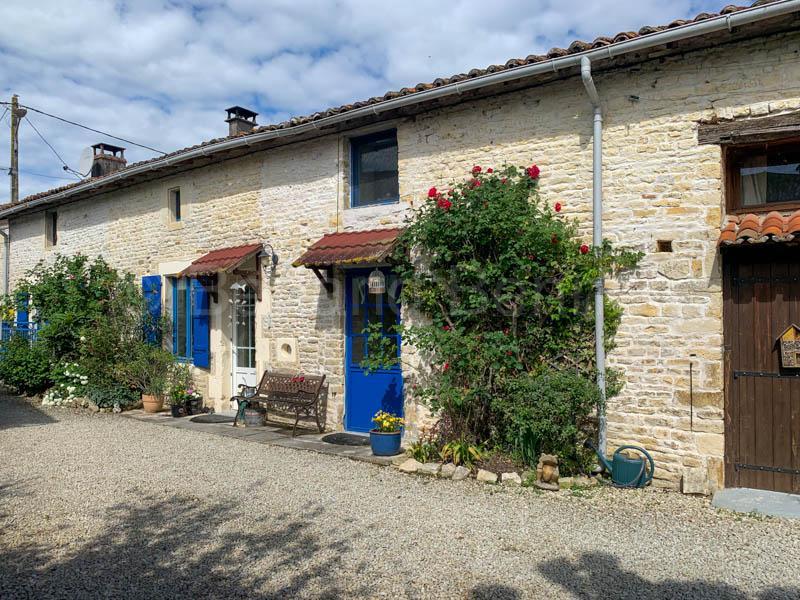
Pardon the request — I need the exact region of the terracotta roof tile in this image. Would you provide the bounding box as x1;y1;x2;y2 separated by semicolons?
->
181;243;263;276
10;1;781;208
718;210;800;246
293;228;403;268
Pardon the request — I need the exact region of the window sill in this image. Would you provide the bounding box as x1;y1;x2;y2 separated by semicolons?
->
729;201;800;215
349;198;400;210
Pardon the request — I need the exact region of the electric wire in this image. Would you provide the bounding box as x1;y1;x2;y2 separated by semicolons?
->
23;116;82;180
0;166;76;181
0;101;166;155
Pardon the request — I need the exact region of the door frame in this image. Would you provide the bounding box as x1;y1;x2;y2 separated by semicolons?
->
343;267;403;432
230;281;257;397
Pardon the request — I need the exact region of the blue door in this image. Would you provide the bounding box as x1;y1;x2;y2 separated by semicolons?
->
345;269;403;433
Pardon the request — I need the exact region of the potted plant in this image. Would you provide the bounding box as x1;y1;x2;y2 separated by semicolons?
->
370;410;404;456
123;345;175;413
167;364;202;417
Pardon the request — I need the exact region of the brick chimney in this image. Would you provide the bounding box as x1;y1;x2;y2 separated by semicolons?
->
225;106;258;136
90;143;127;177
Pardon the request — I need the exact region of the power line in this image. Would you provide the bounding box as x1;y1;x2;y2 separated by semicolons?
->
0;166;77;181
23;116;82;180
0;101;167;155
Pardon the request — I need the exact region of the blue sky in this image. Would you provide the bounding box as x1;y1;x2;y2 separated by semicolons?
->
0;0;726;201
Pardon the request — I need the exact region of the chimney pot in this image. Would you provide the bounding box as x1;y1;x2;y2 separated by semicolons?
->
225;105;258;136
90;143;127;177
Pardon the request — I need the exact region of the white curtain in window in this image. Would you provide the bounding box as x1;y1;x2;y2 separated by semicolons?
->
740;154;768;206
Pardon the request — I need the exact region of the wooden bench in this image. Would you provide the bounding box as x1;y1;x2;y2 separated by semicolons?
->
231;371;326;436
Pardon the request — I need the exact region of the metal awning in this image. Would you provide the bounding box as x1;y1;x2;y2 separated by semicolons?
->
293;228;403;294
292;228;403;268
181;243;263;277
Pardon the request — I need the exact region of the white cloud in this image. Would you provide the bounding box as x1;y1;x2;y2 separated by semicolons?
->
0;0;725;200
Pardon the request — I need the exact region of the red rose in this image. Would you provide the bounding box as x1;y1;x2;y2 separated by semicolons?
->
527;164;540;179
501;178;507;184
470;179;481;188
506;350;513;356
487;168;493;174
554;202;562;213
443;325;451;331
437;198;452;210
551;234;558;244
443;362;450;371
472;165;482;174
580;244;590;255
428;187;437;198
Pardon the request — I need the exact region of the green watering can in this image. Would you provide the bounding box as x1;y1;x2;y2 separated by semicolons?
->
584;440;655;488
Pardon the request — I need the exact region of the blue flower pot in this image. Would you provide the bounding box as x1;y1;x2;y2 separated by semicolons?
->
370;430;402;456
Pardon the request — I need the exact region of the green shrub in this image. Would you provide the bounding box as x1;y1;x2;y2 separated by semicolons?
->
0;335;51;395
492;369;601;475
376;163;641;471
86;383;140;409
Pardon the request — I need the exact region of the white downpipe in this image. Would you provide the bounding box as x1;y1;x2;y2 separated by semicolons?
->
581;56;607;456
0;228;9;295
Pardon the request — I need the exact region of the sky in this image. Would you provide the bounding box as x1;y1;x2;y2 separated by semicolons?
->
0;0;729;202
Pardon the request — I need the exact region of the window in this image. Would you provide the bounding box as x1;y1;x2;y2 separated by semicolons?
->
726;140;800;211
350;130;399;207
169;188;181;222
45;211;58;247
172;277;192;360
169;276;211;368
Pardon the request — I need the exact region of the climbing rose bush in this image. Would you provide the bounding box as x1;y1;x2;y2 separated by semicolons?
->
389;163;641;471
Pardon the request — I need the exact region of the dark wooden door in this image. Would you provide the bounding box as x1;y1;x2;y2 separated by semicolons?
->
723;246;800;493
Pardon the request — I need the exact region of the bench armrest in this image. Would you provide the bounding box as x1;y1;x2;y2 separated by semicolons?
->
238;384;258;398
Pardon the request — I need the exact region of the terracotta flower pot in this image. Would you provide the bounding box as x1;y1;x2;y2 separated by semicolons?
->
142;394;164;413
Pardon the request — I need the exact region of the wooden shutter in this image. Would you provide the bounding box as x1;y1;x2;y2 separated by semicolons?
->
15;293;28;329
191;278;210;368
141;275;162;345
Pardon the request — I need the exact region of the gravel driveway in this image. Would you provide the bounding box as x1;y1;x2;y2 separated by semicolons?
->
1;396;799;599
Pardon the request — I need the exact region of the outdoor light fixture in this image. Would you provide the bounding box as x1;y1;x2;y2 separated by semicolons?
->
259;243;278;273
368;268;386;295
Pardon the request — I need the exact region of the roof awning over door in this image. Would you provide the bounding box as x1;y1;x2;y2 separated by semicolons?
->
292;228;403;268
719;211;800;246
181;243;263;277
293;228;403;294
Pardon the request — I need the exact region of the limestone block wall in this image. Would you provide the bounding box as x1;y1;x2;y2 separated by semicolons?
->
7;29;800;489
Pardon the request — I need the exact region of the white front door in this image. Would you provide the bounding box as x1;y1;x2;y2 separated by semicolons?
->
231;283;257;398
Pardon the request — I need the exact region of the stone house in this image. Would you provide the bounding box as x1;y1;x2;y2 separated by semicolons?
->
2;1;800;494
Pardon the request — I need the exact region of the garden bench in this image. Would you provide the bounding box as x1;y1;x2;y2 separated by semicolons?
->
231;370;326;436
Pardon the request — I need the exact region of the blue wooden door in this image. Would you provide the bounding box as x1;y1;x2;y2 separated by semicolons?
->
345;269;403;433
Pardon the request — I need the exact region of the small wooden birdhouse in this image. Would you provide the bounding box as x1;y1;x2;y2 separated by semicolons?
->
777;324;800;368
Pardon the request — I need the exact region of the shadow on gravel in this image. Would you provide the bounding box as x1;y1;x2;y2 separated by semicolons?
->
468;583;521;599
539;551;800;600
0;494;365;599
0;396;56;431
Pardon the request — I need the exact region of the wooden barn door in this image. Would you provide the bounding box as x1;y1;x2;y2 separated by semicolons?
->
723;246;800;494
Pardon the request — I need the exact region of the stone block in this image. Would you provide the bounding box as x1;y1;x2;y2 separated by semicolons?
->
419;462;442;477
440;463;457;478
476;469;498;484
682;467;710;496
397;458;421;473
501;472;522;485
452;466;470;481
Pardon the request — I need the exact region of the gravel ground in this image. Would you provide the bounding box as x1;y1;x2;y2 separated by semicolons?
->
1;396;799;600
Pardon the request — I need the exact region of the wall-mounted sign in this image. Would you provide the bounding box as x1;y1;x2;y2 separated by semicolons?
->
778;324;800;369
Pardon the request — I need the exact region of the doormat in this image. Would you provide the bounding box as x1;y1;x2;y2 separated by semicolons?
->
321;433;370;446
190;414;235;424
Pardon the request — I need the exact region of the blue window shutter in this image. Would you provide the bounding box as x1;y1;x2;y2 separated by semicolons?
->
142;275;162;345
191;278;210;368
15;293;29;328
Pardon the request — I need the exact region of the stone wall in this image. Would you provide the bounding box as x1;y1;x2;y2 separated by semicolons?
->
8;29;800;489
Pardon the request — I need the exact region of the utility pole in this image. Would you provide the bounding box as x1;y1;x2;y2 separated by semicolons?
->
9;95;26;204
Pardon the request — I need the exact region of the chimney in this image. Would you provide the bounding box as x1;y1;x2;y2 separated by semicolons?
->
90;143;127;177
225;106;258;136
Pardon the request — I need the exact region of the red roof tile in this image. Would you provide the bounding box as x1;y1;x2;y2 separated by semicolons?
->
293;228;403;267
7;2;780;210
718;210;800;245
182;243;263;276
